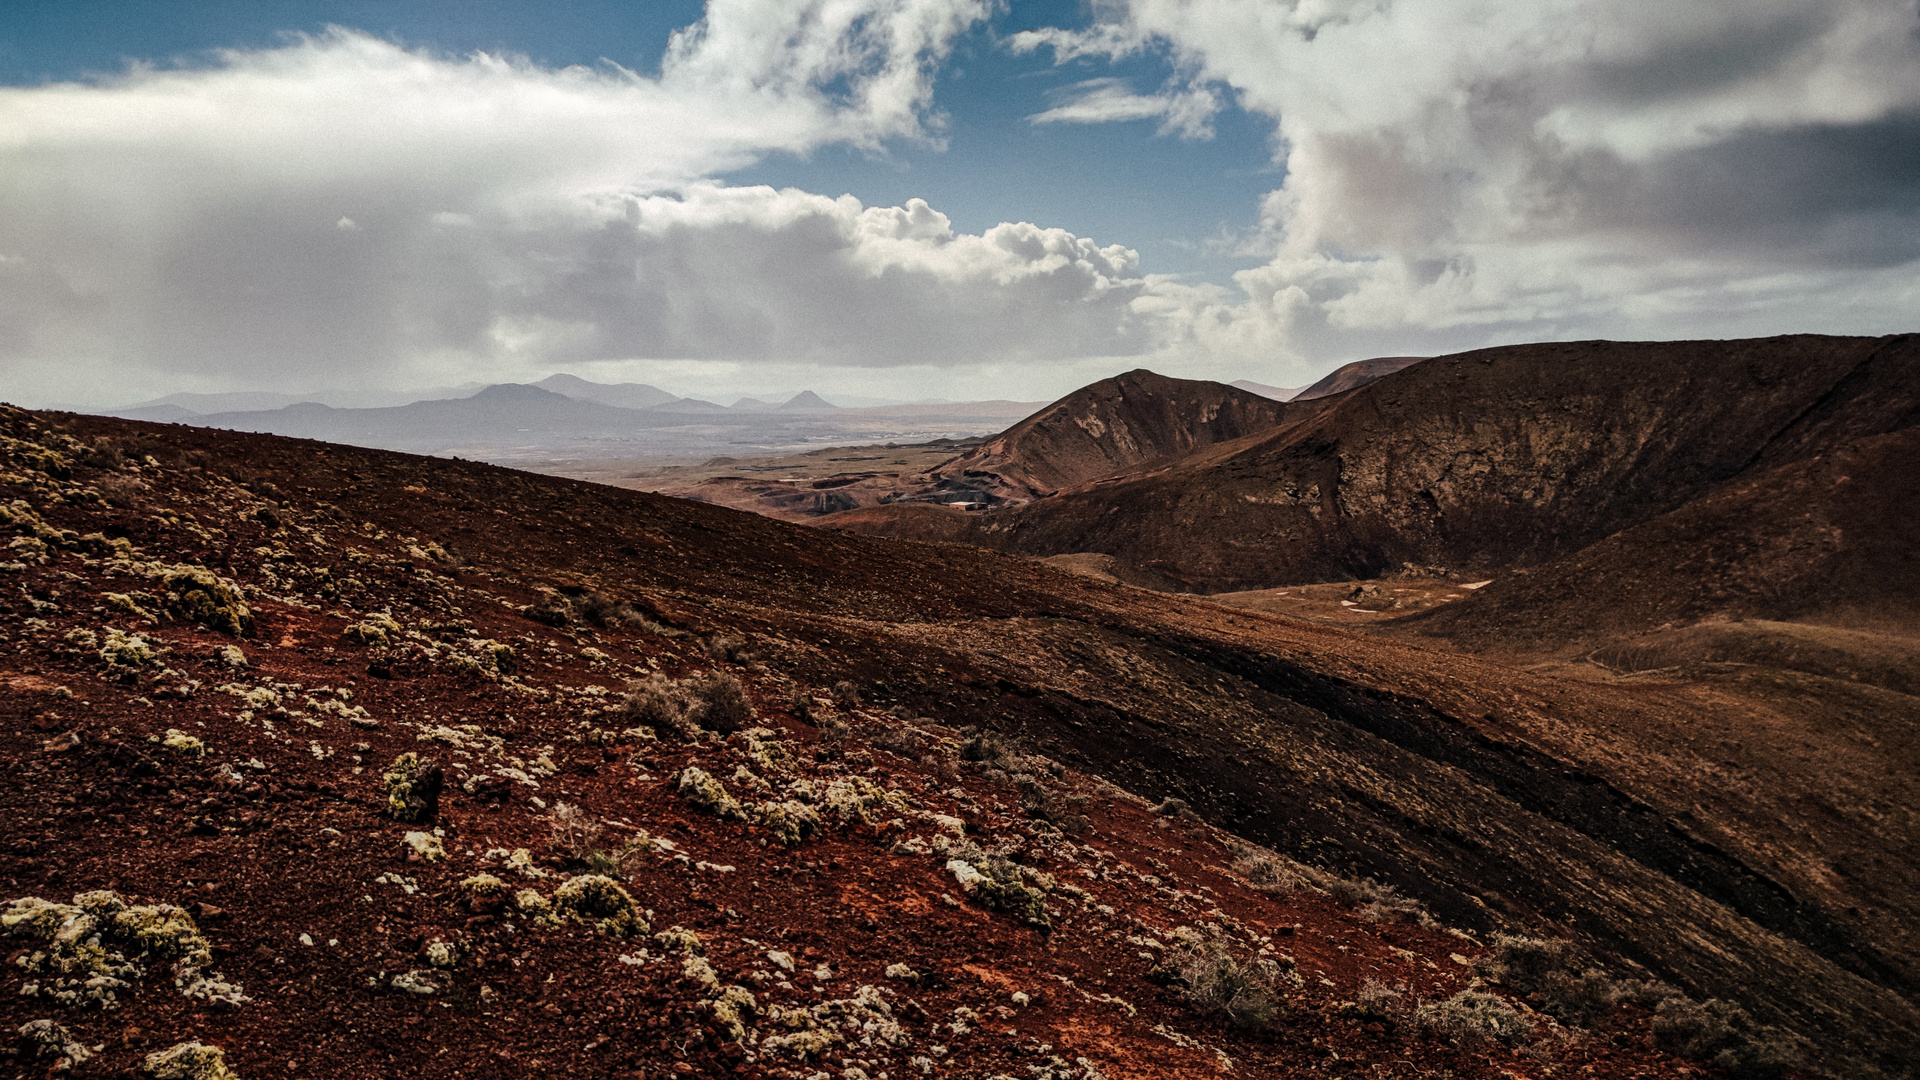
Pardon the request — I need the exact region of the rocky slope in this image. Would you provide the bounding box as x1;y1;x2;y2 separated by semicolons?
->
2;406;1914;1077
891;370;1291;507
830;335;1920;598
1401;424;1920;652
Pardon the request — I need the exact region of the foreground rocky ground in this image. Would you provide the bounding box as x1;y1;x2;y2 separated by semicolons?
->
1;406;1903;1078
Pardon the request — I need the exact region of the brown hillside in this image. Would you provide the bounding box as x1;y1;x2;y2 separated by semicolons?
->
832;334;1920;595
1292;356;1428;401
1402;424;1920;652
902;369;1290;506
1;406;1914;1077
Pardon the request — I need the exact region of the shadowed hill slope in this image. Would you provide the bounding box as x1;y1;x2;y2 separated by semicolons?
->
832;334;1920;596
2;407;1915;1075
1402;424;1920;651
1293;355;1428;400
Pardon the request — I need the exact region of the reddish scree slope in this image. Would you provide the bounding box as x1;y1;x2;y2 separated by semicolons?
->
2;406;1914;1077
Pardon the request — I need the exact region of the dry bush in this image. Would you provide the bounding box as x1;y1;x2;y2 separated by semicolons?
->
958;726;1022;772
527;589;575;627
816;717;850;759
1320;874;1429;925
830;680;861;708
686;670;752;733
1170;929;1293;1031
1477;934;1617;1027
617;671;754;737
1228;844;1309;890
1413;990;1534;1047
1356;978;1409;1022
705;635;758;664
784;690;816;724
95;474;150;509
619;676;699;739
549;802;605;863
78;437;129;471
873;725;928;760
1652;998;1801;1079
1151;796;1196;820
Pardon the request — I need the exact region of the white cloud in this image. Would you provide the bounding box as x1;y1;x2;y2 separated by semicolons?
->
4;1;1109;405
1015;0;1920;361
1027;77;1221;138
470;185;1156;370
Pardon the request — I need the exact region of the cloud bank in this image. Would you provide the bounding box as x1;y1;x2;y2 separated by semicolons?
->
4;1;1152;403
3;0;1916;406
1016;0;1920;365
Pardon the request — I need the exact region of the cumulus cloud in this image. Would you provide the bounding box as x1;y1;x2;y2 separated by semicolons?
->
473;186;1154;369
6;0;1916;407
1016;0;1920;361
8;1;1159;404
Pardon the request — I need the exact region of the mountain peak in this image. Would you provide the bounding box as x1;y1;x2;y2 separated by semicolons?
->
780;390;838;411
469;383;573;404
531;373;680;410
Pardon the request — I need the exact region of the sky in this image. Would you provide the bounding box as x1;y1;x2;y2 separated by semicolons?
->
2;0;1917;408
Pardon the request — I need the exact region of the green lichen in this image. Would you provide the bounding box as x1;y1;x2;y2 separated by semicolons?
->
752;799;822;846
740;727;795;773
104;591;158;622
552;874;647;937
513;889;556;926
460;873;506;897
403;830;445;861
18;1018;91;1068
382;753;441;823
760;985;908;1060
143;1041;239;1080
674;767;746;820
2;890;244;1010
820;776;909;825
342;611;402;646
706;984;758;1042
948;856;1052;931
100;628;159;666
161;566;251;636
161;729;206;757
653;925;704;955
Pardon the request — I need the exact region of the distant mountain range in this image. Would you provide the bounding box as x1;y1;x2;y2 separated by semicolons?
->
87;359;1415;463
90;373;1056;462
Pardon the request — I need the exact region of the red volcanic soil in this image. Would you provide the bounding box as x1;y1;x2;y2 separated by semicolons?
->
1;405;1904;1078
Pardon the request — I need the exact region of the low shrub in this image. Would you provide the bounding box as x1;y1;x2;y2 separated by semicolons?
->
1477;934;1615;1027
619;671;754;737
872;725;927;759
687;670;752;733
1150;796;1195;819
548;802;605;863
1169;928;1293;1031
142;1041;239;1080
1652;998;1801;1079
706;635;758;664
551;874;647;937
1413;990;1534;1047
383;753;444;823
